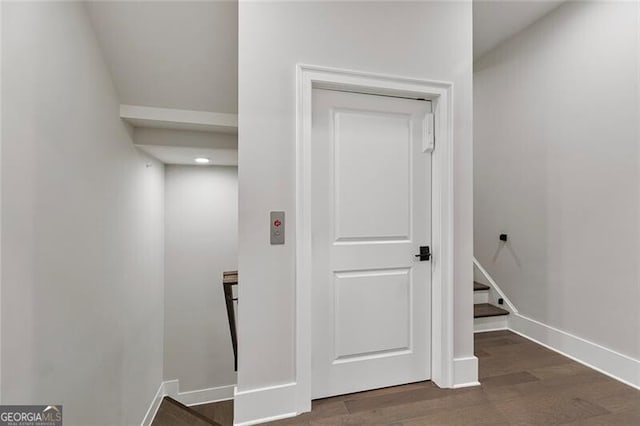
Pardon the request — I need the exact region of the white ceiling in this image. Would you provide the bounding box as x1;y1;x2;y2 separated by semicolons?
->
87;0;563;109
85;0;563;164
137;145;238;166
134;127;238;166
474;0;563;59
86;1;238;114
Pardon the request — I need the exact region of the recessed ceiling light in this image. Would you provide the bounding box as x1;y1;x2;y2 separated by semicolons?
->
194;157;210;164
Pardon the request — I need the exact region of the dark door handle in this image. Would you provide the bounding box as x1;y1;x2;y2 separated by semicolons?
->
414;246;431;261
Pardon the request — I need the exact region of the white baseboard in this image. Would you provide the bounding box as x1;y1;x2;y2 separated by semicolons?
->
178;384;235;406
163;379;179;397
474;257;640;392
233;382;298;426
141;381;174;426
452;356;480;388
141;380;236;425
474;315;508;333
510;313;640;391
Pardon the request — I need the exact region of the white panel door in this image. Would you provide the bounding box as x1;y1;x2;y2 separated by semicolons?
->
311;88;432;399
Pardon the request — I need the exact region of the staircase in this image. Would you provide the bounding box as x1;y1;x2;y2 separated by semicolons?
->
473;281;509;332
152;397;222;426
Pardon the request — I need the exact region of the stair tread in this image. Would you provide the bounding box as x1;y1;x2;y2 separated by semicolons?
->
474;303;509;318
152;397;221;426
191;401;233;426
474;281;490;291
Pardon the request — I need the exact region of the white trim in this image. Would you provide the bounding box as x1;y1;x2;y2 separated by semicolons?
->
474;316;508;333
473;257;640;389
178;384;235;407
140;381;174;426
140;380;236;425
472;257;518;314
163;379;180;398
295;64;456;418
120;104;238;134
451;357;480;388
510;314;640;390
233;383;298;426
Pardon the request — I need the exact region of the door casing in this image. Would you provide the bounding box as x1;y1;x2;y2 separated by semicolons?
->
295;64;455;414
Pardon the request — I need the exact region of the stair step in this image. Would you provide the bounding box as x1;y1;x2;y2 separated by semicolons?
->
474;281;490;291
152;397;221;426
190;401;233;426
474;303;509;318
474;289;489;304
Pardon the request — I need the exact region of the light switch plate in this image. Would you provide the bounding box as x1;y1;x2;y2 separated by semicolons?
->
270;211;285;245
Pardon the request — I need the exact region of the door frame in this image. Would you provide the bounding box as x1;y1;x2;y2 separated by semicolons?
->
295;64;455;414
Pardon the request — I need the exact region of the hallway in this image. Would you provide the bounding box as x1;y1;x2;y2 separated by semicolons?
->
157;331;640;425
3;2;639;424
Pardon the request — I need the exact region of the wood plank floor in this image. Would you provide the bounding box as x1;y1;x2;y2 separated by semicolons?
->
152;397;220;426
193;331;640;425
474;304;509;318
191;400;234;426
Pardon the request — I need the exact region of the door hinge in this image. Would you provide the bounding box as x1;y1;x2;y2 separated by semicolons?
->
423;112;435;153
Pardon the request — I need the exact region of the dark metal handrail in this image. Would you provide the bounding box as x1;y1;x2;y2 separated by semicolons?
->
223;270;238;371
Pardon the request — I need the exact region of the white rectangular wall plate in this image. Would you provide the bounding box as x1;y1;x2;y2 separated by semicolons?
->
270;211;285;245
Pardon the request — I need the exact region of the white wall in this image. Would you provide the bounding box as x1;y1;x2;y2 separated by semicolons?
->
474;1;640;360
164;165;237;392
238;0;473;407
2;3;165;425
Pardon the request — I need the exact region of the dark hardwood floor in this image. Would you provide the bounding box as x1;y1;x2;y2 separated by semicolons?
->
473;303;509;318
186;331;640;425
152;396;221;426
191;400;234;426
